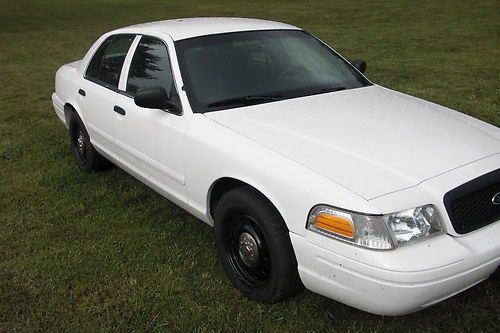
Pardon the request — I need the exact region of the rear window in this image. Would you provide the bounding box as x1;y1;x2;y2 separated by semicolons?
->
85;34;134;89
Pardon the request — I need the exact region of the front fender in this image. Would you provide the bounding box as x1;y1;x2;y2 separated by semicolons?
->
184;114;380;235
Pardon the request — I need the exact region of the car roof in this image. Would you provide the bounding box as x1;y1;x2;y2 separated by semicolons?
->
117;17;301;41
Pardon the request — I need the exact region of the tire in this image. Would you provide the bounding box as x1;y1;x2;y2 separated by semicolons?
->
68;112;108;172
214;186;303;303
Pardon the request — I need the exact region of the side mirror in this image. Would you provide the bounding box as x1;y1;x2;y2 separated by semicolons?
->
351;60;367;74
134;86;181;114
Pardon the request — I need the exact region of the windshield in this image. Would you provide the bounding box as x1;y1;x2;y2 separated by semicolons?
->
175;30;371;113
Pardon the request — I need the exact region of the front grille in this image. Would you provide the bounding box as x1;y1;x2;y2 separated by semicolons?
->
444;169;500;234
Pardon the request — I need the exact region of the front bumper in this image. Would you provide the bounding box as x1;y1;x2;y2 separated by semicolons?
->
291;221;500;315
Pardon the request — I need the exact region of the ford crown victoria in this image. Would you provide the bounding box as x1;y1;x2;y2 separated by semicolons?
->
52;18;500;315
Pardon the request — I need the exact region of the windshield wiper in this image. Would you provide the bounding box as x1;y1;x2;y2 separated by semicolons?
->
300;86;347;99
207;95;284;108
319;86;347;93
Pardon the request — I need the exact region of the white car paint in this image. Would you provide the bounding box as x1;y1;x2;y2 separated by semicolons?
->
52;17;500;315
205;85;500;200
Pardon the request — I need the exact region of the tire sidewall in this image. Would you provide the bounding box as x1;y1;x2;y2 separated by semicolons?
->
69;113;96;172
214;188;296;302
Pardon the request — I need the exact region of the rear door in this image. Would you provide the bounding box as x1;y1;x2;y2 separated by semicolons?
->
79;34;135;157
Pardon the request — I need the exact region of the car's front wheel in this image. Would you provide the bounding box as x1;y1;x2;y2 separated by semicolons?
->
214;186;303;303
68;112;107;172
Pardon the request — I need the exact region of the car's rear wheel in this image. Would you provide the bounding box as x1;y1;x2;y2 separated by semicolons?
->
69;112;107;172
214;186;303;303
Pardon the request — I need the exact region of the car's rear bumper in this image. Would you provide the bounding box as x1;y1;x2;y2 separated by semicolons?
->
290;221;500;315
51;92;66;127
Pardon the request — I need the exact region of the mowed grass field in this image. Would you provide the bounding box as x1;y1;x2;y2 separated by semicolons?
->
1;0;499;331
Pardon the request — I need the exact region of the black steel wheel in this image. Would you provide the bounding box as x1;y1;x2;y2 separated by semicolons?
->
73;128;88;164
224;213;271;288
68;112;108;172
214;185;303;303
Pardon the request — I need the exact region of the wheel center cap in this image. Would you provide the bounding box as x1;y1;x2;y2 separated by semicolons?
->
77;132;85;153
238;232;259;266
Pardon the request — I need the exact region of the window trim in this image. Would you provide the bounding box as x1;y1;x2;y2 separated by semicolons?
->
118;35;142;93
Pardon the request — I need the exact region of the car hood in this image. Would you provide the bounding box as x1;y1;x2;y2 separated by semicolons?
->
205;85;500;200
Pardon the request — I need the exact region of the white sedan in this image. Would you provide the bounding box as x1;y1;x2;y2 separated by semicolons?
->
52;17;500;315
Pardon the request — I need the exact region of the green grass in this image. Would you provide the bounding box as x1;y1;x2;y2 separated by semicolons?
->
0;0;499;331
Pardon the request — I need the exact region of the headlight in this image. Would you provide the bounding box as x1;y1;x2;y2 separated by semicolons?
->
384;204;442;245
307;204;443;250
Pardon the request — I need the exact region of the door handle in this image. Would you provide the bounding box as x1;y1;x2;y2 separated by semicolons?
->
78;89;86;96
113;105;126;115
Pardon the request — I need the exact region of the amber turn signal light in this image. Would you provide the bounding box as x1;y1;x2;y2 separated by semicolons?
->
314;213;355;239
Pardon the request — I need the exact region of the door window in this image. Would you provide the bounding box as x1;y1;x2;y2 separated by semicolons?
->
126;36;174;96
85;34;135;89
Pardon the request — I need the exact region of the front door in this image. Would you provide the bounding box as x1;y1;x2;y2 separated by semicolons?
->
113;35;189;204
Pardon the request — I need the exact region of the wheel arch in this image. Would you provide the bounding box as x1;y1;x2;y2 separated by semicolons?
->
64;101;85;127
207;177;288;230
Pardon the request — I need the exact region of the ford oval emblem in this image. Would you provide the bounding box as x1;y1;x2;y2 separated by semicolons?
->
493;192;500;205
